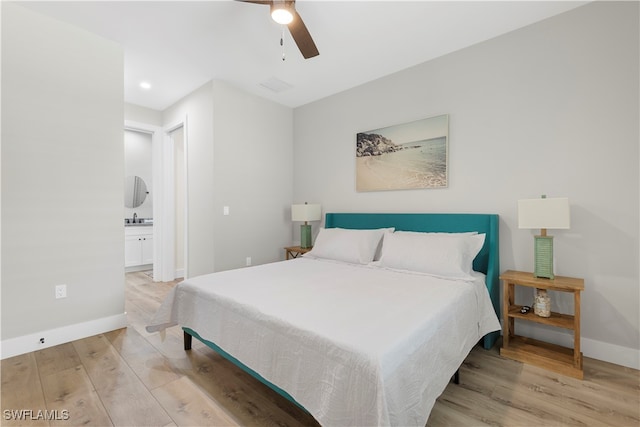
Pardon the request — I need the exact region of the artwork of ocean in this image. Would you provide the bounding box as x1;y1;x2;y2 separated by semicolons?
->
356;137;447;191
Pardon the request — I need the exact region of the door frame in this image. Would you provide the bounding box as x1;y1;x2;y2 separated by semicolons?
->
163;117;189;281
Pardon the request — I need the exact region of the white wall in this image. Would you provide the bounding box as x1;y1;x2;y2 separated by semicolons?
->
125;103;163;127
163;80;294;275
124;130;153;219
1;3;125;355
293;2;639;367
211;80;294;271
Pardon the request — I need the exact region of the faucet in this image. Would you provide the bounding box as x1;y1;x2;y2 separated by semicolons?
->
133;213;137;224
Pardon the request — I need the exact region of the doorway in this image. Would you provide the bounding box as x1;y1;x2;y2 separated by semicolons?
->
123;119;188;283
124;128;154;274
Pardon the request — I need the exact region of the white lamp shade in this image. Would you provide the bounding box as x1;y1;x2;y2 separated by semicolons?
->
518;197;570;229
291;204;321;222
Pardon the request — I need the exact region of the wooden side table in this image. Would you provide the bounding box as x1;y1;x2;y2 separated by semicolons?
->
285;246;312;260
500;270;584;379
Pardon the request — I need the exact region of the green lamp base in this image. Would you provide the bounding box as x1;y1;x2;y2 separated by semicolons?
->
300;224;312;249
534;235;554;279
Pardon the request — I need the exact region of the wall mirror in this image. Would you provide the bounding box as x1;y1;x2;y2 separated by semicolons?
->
124;175;148;208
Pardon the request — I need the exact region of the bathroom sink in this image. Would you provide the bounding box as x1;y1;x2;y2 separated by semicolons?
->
124;218;153;226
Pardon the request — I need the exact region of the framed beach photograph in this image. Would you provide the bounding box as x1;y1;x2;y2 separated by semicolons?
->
356;114;449;192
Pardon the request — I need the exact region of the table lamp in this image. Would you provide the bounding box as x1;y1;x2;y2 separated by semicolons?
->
291;202;321;248
518;195;570;279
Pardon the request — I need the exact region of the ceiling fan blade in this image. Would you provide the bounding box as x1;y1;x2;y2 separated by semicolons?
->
289;10;319;59
237;0;271;5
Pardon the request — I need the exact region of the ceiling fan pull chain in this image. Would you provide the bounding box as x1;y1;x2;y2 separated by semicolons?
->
280;25;286;61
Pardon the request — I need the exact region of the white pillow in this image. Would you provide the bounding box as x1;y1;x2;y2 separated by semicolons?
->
304;227;394;264
394;230;478;236
378;231;486;279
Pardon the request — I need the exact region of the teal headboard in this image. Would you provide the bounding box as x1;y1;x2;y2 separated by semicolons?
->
324;212;500;349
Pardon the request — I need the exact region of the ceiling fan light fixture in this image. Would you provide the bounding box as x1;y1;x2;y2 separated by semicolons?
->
271;8;293;25
271;1;293;25
244;0;318;59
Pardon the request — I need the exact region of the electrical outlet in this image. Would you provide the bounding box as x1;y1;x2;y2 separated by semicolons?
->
246;257;252;266
223;206;230;216
39;337;45;344
55;284;67;299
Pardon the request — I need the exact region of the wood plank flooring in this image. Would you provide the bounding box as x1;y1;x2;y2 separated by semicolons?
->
1;271;638;426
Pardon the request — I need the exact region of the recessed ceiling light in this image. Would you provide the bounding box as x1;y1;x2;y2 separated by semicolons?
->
139;82;151;90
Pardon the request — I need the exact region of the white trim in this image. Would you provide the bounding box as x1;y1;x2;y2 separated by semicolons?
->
125;264;152;273
513;322;640;370
123;120;158;135
161;117;189;281
182;117;189;279
0;313;127;360
582;337;640;370
161;128;176;282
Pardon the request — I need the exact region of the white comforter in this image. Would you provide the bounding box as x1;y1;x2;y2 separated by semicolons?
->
147;257;500;426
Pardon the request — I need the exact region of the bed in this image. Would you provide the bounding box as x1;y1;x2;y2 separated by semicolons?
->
147;213;501;426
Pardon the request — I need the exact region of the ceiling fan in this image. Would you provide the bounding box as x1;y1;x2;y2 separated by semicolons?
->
239;0;319;59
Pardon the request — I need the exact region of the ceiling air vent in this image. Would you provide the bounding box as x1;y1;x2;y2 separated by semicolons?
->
259;77;293;93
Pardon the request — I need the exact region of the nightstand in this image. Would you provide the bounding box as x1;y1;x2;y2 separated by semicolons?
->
284;246;312;260
500;270;584;379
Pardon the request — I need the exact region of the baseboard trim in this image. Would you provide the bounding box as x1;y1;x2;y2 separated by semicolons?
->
514;322;639;370
2;313;637;370
582;337;639;370
125;264;152;273
0;313;127;360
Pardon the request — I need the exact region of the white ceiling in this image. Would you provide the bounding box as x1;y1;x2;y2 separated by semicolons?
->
19;1;588;111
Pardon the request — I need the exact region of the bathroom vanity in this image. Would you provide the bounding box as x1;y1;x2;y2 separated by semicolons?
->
125;224;153;268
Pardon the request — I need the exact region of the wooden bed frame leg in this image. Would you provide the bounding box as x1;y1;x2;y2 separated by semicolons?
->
184;330;192;351
453;369;460;385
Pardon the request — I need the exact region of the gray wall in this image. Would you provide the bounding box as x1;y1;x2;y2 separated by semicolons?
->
293;2;639;362
5;0;635;367
163;80;294;275
211;80;294;271
2;3;125;339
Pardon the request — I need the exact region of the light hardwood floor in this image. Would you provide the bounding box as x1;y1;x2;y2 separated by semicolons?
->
1;272;638;426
